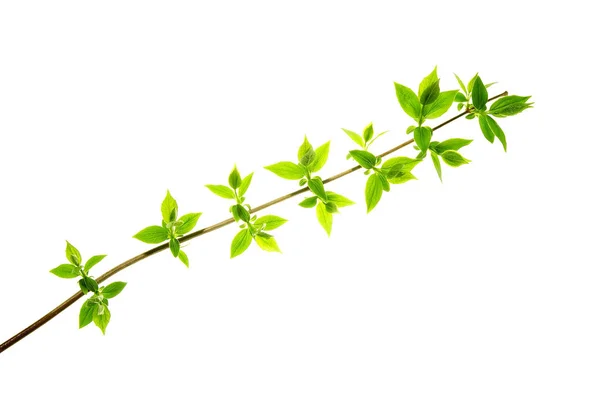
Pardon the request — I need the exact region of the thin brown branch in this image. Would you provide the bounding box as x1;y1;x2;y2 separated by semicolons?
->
0;91;508;355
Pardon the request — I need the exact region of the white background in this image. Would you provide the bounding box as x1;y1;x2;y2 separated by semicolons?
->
1;1;598;400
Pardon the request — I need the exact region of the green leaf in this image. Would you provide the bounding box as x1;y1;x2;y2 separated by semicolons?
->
489;95;533;117
308;141;330;173
93;305;111;335
254;215;287;231
307;177;328;202
381;156;421;174
238;173;253;197
365;173;383;213
83;276;99;293
478;114;496;143
440;150;471;167
423;90;458;119
84;255;106;274
50;264;80;279
228;166;242;189
420;79;441;105
406;125;416;135
418;66;438;98
78;278;89;294
255;234;281;253
363;123;374;143
394;83;421;120
161;190;178;223
431;151;442;182
299;196;318;208
454;73;467;94
178;250;189;267
368;130;388;146
484;115;507;151
298;136;315;166
465;113;476;120
414;126;432;151
79;299;96;329
133;225;169;244
264;162;305;180
325;192;355;207
379;173;390;192
349;150;377;169
467;73;479;94
433;138;473;153
231;204;251;223
325;202;339;213
205;184;236;199
231;229;252;258
342;128;364;148
65;241;81;266
471;76;488;110
103;281;127;299
454;92;467;102
316;202;333;236
176;212;202;235
169;238;180;257
387;172;416;185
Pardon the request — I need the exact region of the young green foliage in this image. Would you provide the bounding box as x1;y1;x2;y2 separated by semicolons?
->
133;190;201;267
49;241;126;335
266;136;353;236
208;166;287;258
428;138;473;181
342;123;388;156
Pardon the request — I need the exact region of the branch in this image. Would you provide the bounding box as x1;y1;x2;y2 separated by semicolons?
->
0;91;508;354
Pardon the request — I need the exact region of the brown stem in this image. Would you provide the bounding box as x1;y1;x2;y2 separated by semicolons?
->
0;91;508;355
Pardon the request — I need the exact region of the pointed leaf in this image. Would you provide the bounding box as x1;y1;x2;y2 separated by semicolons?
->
102;281;127;299
176;212;202;235
93;306;111;335
431;151;442;182
298;136;315;166
489;95;533;117
316;202;333;236
363;123;374;143
342;128;365;148
418;66;438;98
440;150;471;167
325;192;355;207
308;142;330;173
231;229;252;258
169;238;180;257
50;264;80;279
79;300;96;329
381;156;421;173
65;241;81;266
433;138;473;153
307;177;328;202
205;184;236;199
471;76;488;110
299;196;318;208
349;150;377;169
454;73;467;94
178;250;189;267
264;162;305;180
365;173;383;213
423;90;458;119
238;173;254;197
394;83;421;120
485;115;507;151
420;79;440;105
133;226;169;244
254;215;287;231
161;190;178;223
255;234;281;253
414;126;432;151
228;166;242;189
478;115;496;143
84;255;106;274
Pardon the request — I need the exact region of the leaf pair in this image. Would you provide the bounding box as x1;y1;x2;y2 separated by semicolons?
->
453;73;497;111
264;136;330;181
427;138;472;182
395;66;458;125
364;157;420;212
206;165;253;202
230;215;287;258
50;241;106;295
79;281;127;335
298;191;354;235
342;122;387;152
133;190;202;267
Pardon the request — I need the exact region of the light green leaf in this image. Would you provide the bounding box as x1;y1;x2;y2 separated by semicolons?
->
489;95;533;117
433;138;473;153
231;229;252;258
169;238;180;257
133;225;169;244
440;150;471;167
299;196;318;208
454;92;467;102
83;276;99;293
308;141;330;173
308;177;328;202
93;305;111;335
176;212;202;235
298;136;315;166
363;123;374;143
254;215;287;231
394;83;421;120
161;190;178;223
79;299;96;329
423;90;458;119
255;234;281;253
379;173;390;192
238;173;254;197
478;114;496;143
365;173;383;213
349;150;377;169
316;202;333;236
381;156;421;173
420;79;440;105
431;151;442;182
418;66;438;98
471;76;488;110
454;73;467;94
325;192;355;207
50;264;80;279
484;115;507;151
65;241;81;266
205;184;235;199
228;166;242;189
467;73;479;93
414;126;432;151
102;281;127;299
231;204;251;223
84;255;106;274
264;162;305;180
342;128;365;148
387;172;416;185
406;125;416;135
178;250;189;267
